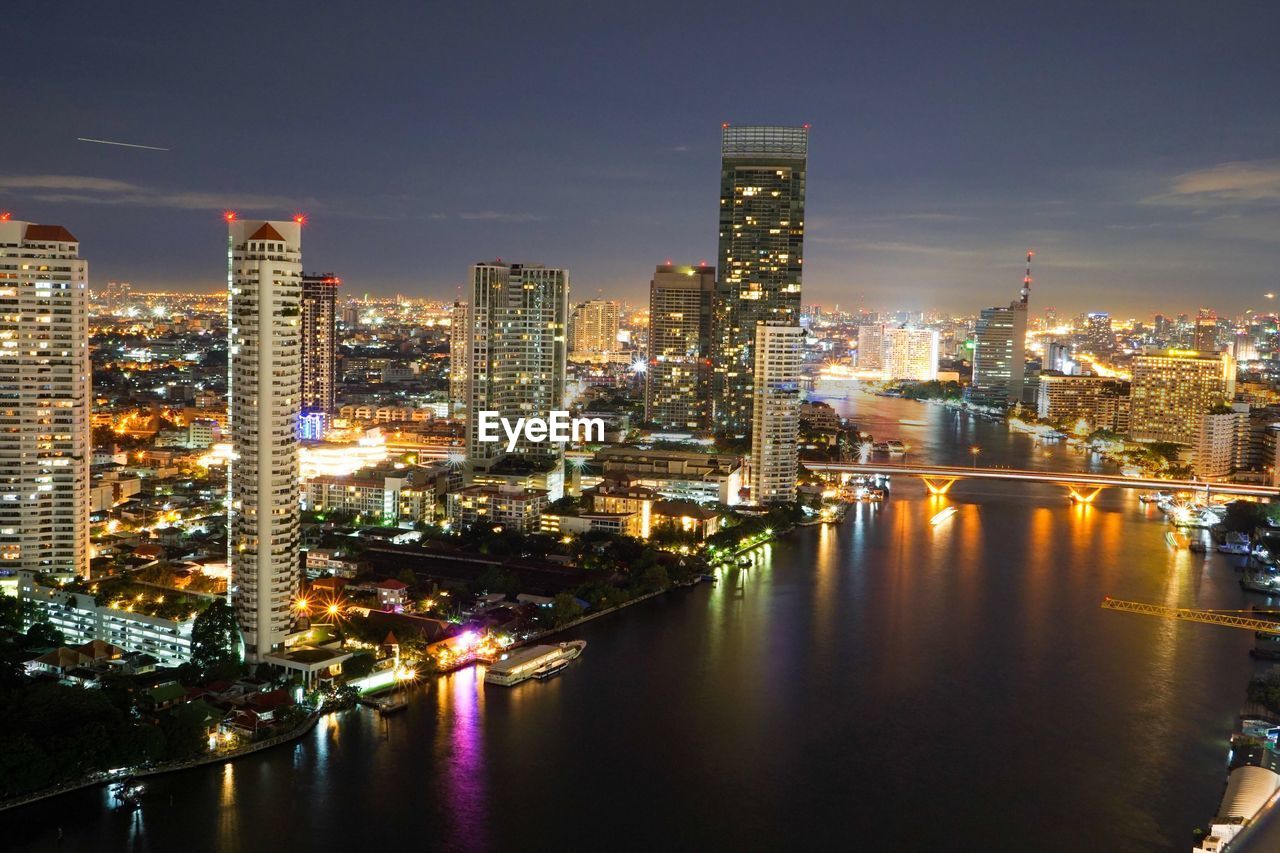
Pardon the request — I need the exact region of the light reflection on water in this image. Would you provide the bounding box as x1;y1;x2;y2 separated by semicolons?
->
0;393;1265;853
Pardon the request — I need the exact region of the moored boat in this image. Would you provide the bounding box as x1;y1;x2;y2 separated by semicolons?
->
485;640;587;686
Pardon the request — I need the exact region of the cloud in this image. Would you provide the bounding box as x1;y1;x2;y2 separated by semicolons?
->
0;174;138;193
455;211;545;222
1145;160;1280;206
0;173;312;212
809;237;982;259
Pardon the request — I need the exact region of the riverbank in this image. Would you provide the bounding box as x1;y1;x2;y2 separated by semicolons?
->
1;390;1255;852
0;710;323;814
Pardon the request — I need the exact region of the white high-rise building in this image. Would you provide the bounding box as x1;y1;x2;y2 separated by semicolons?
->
884;327;940;381
449;300;470;416
464;262;569;494
568;299;620;359
227;218;303;661
751;324;805;504
856;323;885;370
1194;402;1248;480
0;220;90;578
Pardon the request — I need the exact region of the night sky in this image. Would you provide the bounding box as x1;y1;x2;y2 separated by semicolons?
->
4;1;1279;315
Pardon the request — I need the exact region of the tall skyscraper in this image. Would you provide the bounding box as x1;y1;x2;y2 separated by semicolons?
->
713;124;808;436
969;257;1031;409
227;218;303;661
1084;312;1114;354
883;327;940;381
969;306;1028;408
449;300;470;417
646;264;715;429
1194;310;1221;352
856;323;885;371
750;324;804;504
0;220;90;578
463;262;569;479
300;273;339;417
1130;348;1235;443
568;299;620;358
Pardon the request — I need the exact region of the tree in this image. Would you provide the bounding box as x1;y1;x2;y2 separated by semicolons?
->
551;592;583;626
24;621;64;649
191;601;240;680
0;593;35;632
343;652;375;679
639;564;670;593
1223;501;1268;535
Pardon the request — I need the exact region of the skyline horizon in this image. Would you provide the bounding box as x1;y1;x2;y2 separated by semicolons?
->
8;3;1280;318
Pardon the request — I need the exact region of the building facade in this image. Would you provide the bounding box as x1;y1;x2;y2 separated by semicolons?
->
1193;310;1221;353
19;571;196;667
446;484;547;534
300;273;339;417
713;124;808;436
0;220;90;577
856;323;885;371
883;327;940;381
1195;404;1249;480
1035;372;1131;433
750;324;804;504
1083;312;1114;354
303;464;434;522
463;263;568;481
228;219;303;661
646;264;715;429
969;302;1028;409
449;300;469;417
591;447;743;505
1130;349;1236;443
568;299;620;359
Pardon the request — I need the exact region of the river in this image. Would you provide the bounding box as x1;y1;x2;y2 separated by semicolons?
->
3;393;1263;851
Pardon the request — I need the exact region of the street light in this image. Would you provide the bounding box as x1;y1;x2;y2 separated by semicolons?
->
970;446;980;469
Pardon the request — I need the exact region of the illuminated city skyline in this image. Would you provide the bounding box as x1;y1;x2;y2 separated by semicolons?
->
4;5;1280;313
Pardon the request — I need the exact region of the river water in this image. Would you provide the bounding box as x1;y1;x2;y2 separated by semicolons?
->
4;394;1263;852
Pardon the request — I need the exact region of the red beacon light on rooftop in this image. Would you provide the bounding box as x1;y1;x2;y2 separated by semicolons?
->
223;210;237;223
0;212;11;222
294;214;306;225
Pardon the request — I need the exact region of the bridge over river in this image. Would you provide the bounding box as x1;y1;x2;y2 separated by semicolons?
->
802;460;1280;500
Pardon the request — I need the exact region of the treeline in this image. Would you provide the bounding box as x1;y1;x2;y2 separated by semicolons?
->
0;679;211;799
896;380;964;401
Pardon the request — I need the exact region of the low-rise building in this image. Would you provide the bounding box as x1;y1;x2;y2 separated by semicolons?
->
591;447;743;505
303;548;362;579
18;571;203;667
304;463;439;522
447;485;548;534
541;510;641;538
651;501;722;539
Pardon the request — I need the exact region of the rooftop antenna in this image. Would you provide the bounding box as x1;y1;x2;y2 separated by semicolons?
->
1021;250;1034;305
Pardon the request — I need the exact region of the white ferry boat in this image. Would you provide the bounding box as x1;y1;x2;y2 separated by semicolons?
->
484;641;587;686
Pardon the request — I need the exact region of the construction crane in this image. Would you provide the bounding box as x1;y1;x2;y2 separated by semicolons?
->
1101;596;1280;635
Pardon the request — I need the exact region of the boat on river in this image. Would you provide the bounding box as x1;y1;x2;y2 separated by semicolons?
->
533;659;570;680
1241;570;1280;595
485;641;587;686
